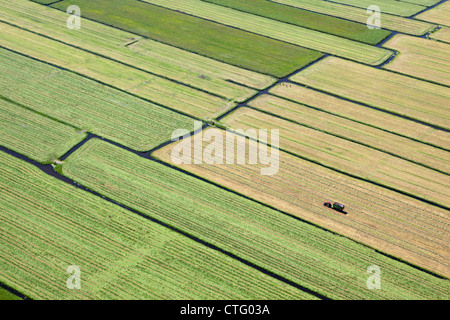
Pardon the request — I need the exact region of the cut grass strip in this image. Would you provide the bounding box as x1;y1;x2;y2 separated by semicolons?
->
222;107;450;207
383;34;450;86
61;139;450;298
140;0;392;66
270;0;436;35
269;83;450;150
402;0;441;5
0;22;232;119
415;1;450;26
52;0;322;78
245;95;450;174
0;48;193;152
154;131;450;280
1;0;273;100
0;98;87;164
0;151;310;300
199;0;391;45
0;286;22;300
430;27;450;43
323;0;426;16
290;56;450;131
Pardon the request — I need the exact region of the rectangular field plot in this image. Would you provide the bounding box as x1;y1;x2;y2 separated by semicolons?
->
0;152;309;300
290;57;450;130
0;98;86;164
322;0;426;16
139;0;392;66
1;0;273;101
269;0;437;35
222;107;449;207
383;34;450;86
155;130;450;279
269;84;450;150
0;22;233;119
244;95;450;174
416;1;450;26
52;0;322;78
198;0;391;45
430;27;450;43
61;139;450;299
0;48;194;152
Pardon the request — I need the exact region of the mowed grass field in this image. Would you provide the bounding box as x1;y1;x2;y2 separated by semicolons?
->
416;0;450;26
58;139;450;299
320;0;426;16
0;98;86;164
52;0;323;78
0;23;234;119
268;0;437;35
198;0;391;44
269;84;450;150
1;0;449;301
0;48;195;152
1;0;275;100
430;27;450;43
383;34;450;86
1;151;312;300
155;130;450;278
290;56;450;130
222;107;450;207
139;0;393;66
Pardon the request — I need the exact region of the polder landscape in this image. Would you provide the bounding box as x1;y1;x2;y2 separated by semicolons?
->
0;0;449;301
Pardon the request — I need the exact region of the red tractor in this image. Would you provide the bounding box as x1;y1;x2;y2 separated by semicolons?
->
323;201;345;213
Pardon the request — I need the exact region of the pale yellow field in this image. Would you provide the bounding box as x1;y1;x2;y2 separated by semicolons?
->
383;34;450;86
154;130;450;278
430;27;450;43
245;94;450;173
416;1;450;26
269;83;450;150
270;0;437;35
290;57;450;130
0;22;233;119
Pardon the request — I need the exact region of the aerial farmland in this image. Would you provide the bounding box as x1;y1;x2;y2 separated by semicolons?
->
0;0;449;304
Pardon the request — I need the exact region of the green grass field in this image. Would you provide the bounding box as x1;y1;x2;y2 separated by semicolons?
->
58;139;450;299
52;0;323;77
0;47;195;152
0;287;21;300
200;0;391;44
140;0;393;65
2;0;275;100
1;0;448;301
0;151;311;299
0;98;87;164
